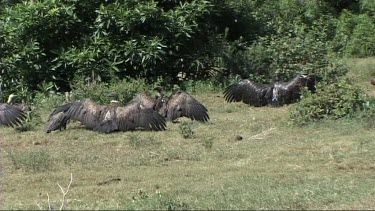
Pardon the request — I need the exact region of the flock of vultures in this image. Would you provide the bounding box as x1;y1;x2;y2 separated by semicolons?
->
0;74;329;134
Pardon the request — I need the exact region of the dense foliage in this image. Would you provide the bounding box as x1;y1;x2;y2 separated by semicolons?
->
0;0;375;124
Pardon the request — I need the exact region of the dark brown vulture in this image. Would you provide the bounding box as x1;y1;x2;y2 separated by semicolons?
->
44;95;166;133
223;80;274;107
44;92;72;133
224;74;318;107
0;102;26;127
44;103;71;133
154;88;210;122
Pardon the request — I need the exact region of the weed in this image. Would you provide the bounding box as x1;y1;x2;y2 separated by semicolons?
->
179;122;195;139
129;189;191;210
128;133;162;149
202;137;214;150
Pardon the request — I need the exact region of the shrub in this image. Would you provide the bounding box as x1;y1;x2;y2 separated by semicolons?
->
290;78;371;125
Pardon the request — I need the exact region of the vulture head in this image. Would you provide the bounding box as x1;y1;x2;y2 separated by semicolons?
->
7;93;17;104
153;86;164;99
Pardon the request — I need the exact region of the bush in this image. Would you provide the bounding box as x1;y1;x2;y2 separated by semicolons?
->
222;16;346;83
332;10;375;57
1;0;255;96
290;78;371;125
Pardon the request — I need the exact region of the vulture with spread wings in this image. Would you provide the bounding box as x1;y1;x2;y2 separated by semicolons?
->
45;95;166;133
0;98;26;127
224;74;318;107
155;88;210;122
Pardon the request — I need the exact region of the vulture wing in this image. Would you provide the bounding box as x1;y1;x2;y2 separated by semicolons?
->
0;103;26;127
66;99;108;130
223;79;274;106
115;102;166;131
164;90;209;122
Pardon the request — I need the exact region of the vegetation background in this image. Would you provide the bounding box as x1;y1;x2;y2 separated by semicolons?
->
1;0;375;209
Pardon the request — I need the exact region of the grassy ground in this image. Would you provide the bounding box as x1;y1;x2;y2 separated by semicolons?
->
1;58;375;210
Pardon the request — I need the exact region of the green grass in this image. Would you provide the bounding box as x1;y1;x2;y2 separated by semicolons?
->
1;58;375;210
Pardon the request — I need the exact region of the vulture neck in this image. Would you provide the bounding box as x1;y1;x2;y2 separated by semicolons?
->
284;75;306;90
7;95;16;104
65;92;72;103
110;100;121;106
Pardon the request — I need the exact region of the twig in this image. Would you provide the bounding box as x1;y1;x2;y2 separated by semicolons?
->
57;173;73;210
47;193;51;210
34;200;43;210
34;173;73;210
249;127;276;140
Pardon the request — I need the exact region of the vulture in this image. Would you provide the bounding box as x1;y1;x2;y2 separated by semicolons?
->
44;93;166;133
153;87;210;122
44;92;72;133
0;95;27;127
224;74;318;107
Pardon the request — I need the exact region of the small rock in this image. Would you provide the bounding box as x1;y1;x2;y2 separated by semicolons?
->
33;141;41;145
371;79;375;85
235;135;243;141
